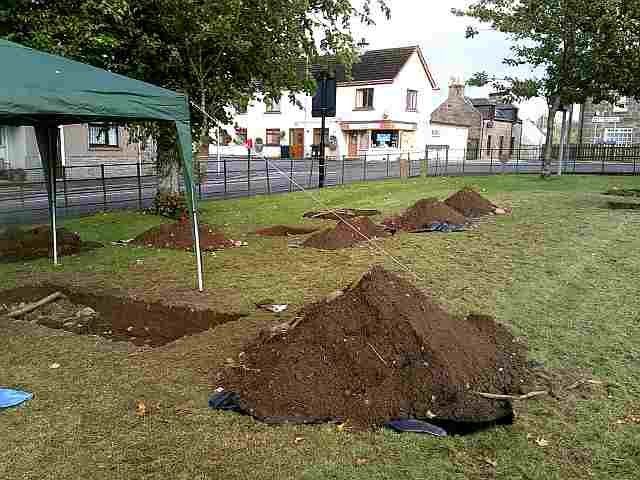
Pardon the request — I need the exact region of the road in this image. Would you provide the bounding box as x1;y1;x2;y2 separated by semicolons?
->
1;156;637;224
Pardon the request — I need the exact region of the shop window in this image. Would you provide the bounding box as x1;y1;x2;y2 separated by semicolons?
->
265;128;281;145
371;130;399;148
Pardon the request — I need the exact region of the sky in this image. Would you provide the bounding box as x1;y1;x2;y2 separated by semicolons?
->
351;0;548;122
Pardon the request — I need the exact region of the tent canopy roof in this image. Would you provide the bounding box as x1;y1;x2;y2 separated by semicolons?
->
0;39;190;126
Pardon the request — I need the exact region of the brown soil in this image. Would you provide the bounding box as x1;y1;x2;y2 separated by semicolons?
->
0;285;244;347
217;267;529;429
302;217;388;250
444;188;497;217
303;209;381;220
253;225;321;236
0;226;101;263
383;198;467;231
131;219;234;251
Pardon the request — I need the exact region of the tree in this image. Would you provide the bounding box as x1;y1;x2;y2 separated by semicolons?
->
1;0;390;195
454;0;640;176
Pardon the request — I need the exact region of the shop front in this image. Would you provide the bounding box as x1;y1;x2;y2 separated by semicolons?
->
340;120;417;159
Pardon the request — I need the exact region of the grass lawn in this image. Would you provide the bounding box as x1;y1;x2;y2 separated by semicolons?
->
2;174;640;479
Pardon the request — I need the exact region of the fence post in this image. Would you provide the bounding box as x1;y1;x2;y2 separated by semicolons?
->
602;147;606;174
444;148;449;176
516;146;521;173
289;156;294;192
62;166;68;208
363;153;367;181
223;156;228;198
265;157;271;194
341;155;346;184
490;148;494;174
634;147;638;175
247;150;251;195
137;163;143;209
101;164;107;209
308;156;314;188
386;154;390;178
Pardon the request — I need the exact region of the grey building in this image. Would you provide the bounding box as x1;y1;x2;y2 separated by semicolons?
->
581;97;637;144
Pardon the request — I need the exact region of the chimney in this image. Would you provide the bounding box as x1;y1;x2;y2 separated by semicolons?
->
448;76;465;99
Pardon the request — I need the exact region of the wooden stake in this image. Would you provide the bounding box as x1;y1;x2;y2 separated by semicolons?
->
473;390;548;401
367;342;388;367
6;292;65;318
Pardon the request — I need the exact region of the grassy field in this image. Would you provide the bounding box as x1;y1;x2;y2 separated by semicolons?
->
2;174;640;479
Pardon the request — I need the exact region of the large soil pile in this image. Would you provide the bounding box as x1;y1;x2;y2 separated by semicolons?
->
132;219;234;251
302;217;388;250
254;225;321;236
383;198;467;231
0;226;100;262
217;267;529;429
444;188;497;217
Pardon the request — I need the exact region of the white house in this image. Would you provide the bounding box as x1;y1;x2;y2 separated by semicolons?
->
216;46;440;159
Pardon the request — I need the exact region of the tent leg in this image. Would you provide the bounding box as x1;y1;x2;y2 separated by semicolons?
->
49;129;59;266
192;202;204;292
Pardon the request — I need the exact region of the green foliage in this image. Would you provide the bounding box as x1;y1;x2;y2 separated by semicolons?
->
151;192;187;219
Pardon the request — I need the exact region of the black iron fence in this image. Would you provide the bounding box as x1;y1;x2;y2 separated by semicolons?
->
2;145;639;224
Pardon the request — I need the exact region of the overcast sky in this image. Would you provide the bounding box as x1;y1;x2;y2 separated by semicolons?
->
352;0;548;121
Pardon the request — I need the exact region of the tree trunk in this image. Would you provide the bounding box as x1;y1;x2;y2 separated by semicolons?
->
541;97;560;177
156;124;180;195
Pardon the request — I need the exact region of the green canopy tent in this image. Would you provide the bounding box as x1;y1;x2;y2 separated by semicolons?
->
0;39;204;290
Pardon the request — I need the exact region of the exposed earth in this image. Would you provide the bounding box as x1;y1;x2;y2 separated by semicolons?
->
383;198;467;231
302;217;389;250
131;219;236;251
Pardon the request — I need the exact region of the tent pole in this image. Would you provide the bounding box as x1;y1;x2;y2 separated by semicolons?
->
49;127;59;265
191;194;204;291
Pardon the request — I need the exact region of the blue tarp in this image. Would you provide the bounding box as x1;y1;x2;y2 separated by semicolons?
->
0;388;33;409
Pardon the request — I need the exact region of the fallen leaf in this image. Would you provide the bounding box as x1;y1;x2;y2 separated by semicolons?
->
135;400;147;417
354;458;368;465
535;437;549;447
483;458;497;468
49;362;61;369
294;436;304;444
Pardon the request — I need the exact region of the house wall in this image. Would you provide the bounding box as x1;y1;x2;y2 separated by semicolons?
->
481;120;514;159
582;98;640;144
1;126;29;170
429;123;469;152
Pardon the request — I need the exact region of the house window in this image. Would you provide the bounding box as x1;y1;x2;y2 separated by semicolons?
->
265;97;281;113
235;127;247;144
371;130;399;148
431;129;441;138
313;128;329;145
265;128;281;146
406;90;418;112
88;124;119;147
355;88;374;110
612;97;628;113
604;127;633;145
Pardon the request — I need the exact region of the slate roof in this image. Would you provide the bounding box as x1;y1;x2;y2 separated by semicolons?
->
307;46;437;88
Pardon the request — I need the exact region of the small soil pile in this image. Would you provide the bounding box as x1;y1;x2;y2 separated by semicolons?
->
217;267;529;429
0;226;101;263
383;198;466;231
302;217;388;250
1;285;244;347
132;219;234;251
444;188;497;217
254;225;321;237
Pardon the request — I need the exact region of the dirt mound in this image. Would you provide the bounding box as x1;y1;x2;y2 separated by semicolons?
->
131;219;234;251
302;217;388;250
217;267;529;429
0;226;101;263
254;225;321;236
444;188;497;217
383;198;466;231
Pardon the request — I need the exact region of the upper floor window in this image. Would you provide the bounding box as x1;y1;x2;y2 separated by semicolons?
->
265;97;281;113
355;88;374;110
88;124;119;147
406;90;418;112
612;97;628;113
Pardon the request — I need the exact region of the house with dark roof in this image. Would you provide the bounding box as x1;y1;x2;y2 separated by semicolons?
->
429;80;523;159
220;46;439;159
